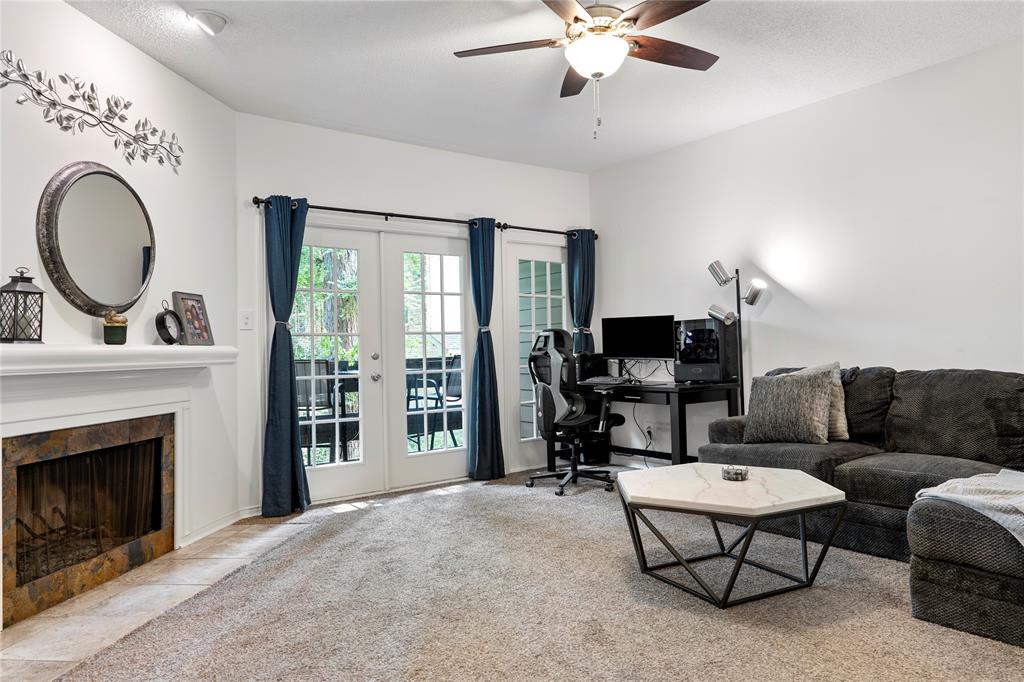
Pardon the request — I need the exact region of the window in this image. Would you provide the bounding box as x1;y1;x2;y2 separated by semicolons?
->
518;259;565;440
403;253;465;453
291;246;361;466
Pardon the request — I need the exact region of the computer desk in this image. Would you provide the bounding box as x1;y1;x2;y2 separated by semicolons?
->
547;380;742;469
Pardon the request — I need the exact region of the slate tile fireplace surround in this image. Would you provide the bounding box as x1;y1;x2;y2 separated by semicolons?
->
1;414;174;625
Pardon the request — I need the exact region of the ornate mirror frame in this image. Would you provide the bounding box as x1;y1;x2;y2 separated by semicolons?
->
36;161;156;316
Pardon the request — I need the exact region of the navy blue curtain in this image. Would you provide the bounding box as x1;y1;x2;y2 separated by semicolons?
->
262;195;311;516
567;229;597;353
467;218;505;480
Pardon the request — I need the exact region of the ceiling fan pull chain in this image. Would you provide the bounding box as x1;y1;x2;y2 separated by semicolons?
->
593;78;602;140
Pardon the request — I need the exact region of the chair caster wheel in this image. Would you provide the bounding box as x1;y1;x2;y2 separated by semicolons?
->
525;480;535;488
555;487;565;497
605;483;614;492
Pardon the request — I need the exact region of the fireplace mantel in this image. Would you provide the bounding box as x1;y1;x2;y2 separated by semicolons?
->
0;344;238;376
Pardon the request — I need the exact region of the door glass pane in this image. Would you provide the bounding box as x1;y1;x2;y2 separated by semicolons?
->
518;260;532;295
516;257;567;441
534;262;548;295
444;334;462;363
292;243;362;465
443;295;461;333
291;292;310;334
335;249;358;289
520;404;536;439
404;251;465;454
550;263;562;296
424;295;442;332
339;335;359;373
550;297;563;328
424;254;442;292
403;253;423;291
404;294;423;332
405;334;424;371
312;247;333;289
442;255;461;293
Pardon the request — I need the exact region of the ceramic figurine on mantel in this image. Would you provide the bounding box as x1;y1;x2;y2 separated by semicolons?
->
103;310;128;345
0;267;45;343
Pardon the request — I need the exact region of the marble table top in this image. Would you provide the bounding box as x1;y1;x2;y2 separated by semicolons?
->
617;463;845;517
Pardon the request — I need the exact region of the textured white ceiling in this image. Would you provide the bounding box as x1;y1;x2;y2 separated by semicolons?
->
69;1;1022;172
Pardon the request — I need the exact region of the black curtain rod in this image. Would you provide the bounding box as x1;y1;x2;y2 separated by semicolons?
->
251;196;596;240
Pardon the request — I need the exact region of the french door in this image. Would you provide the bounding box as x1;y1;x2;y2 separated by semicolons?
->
502;240;567;469
291;228;386;502
291;227;472;502
383;233;473;489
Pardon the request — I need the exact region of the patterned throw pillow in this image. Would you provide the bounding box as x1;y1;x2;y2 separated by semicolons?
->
765;363;850;441
743;372;833;444
789;363;849;441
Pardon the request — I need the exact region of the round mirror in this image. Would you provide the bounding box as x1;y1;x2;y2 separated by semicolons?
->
36;161;155;316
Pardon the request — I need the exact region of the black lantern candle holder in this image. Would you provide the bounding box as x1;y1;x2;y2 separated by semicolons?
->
0;267;44;343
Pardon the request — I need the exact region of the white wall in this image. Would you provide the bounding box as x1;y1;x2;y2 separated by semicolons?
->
234;114;591;509
590;39;1024;456
1;1;240;538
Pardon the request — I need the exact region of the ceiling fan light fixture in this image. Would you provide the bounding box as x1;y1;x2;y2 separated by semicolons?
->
564;33;629;80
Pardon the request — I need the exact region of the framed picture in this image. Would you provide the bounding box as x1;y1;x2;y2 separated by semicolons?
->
172;291;214;346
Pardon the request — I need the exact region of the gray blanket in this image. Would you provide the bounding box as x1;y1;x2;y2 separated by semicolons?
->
917;468;1024;547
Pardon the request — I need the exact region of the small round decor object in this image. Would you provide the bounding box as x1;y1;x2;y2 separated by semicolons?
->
155;300;183;345
721;465;749;482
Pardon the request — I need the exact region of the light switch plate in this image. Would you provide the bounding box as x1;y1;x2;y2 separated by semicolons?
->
238;309;254;331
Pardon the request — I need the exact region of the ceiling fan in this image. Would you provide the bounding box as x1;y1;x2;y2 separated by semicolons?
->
454;0;719;99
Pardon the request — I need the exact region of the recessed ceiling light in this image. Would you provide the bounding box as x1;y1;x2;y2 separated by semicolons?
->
188;10;228;36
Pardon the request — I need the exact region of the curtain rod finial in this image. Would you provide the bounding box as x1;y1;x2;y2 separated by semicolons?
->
251;196;262;207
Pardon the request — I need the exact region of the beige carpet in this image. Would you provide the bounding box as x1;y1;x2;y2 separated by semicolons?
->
63;471;1024;681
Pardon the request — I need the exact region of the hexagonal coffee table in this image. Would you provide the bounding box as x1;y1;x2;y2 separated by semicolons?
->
617;463;847;608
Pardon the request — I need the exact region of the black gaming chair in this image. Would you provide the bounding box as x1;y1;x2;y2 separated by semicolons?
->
524;329;625;496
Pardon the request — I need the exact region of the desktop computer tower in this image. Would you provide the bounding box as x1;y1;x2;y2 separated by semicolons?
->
673;318;738;383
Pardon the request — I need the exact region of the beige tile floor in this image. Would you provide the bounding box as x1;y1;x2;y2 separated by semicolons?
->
0;517;314;681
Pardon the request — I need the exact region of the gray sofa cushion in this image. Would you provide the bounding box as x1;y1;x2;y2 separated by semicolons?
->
885;369;1024;467
843;367;895;445
833;452;1001;510
708;415;745;444
908;497;1024;579
698;441;881;483
743;373;832;444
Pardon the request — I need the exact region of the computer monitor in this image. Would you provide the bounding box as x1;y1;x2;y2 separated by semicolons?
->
600;315;676;360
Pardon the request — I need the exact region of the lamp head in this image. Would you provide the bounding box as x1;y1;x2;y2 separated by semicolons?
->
708;304;736;326
743;278;767;306
708;260;735;287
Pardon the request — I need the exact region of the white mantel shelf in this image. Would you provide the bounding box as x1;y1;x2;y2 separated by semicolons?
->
0;344;238;377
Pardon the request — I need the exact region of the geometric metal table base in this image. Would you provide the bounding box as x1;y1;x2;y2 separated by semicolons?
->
620;496;848;609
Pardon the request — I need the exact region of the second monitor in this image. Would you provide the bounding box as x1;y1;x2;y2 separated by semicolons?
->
600;314;676;360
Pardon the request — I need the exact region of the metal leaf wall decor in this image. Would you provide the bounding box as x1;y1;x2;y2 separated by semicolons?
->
0;50;183;173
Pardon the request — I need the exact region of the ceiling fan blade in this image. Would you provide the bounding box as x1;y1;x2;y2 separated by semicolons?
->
542;0;592;25
560;67;588;98
455;38;559;58
619;0;709;31
628;35;718;71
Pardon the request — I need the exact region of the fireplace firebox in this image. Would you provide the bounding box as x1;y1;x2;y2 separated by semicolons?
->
2;414;174;625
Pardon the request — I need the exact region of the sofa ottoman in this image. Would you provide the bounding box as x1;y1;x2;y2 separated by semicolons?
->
907;497;1024;646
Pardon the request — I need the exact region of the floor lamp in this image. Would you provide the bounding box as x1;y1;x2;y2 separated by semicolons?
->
707;260;766;414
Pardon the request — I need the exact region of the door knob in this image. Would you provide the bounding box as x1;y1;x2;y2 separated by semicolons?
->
370;372;382;382
370;352;380;360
